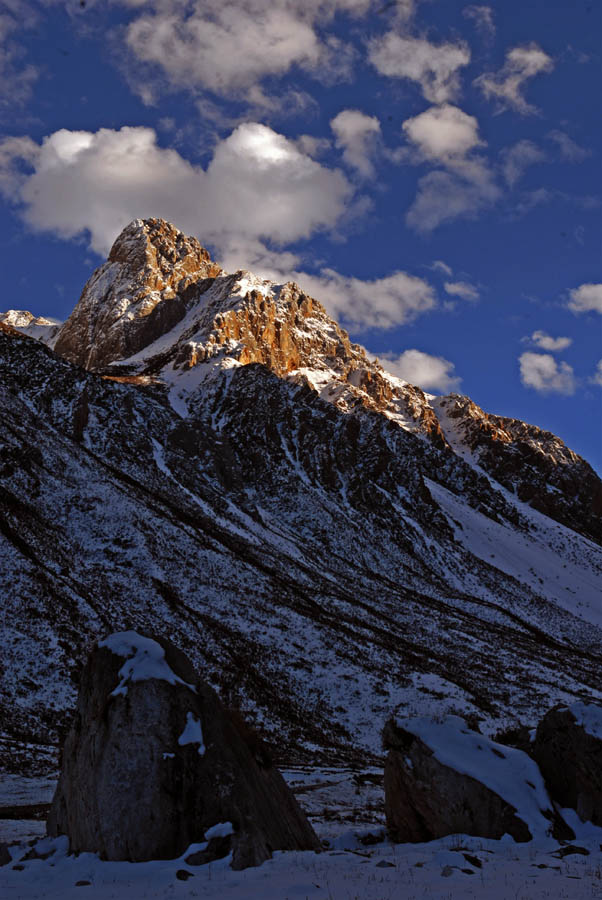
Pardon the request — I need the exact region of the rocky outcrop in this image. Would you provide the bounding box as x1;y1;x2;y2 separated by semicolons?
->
0;310;61;347
433;394;602;544
47;632;320;867
532;702;602;826
54;218;222;369
383;716;572;843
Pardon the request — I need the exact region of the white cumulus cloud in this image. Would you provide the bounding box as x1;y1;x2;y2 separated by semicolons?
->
475;43;554;115
330;109;381;177
400;104;499;232
444;281;480;301
368;33;470;104
591;360;602;388
402;104;483;162
122;0;372;105
406;168;499;232
377;349;461;392
501;139;546;186
519;352;576;395
0;123;353;256
568;283;602;314
525;330;572;352
297;269;437;331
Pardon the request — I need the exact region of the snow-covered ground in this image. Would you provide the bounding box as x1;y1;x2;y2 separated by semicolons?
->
2;770;602;899
2;823;601;899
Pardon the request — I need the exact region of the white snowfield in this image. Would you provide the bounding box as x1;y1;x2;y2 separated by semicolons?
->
99;632;195;697
2;821;601;900
396;716;554;840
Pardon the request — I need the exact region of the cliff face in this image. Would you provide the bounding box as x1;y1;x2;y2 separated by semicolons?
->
53;218;222;369
433;394;602;544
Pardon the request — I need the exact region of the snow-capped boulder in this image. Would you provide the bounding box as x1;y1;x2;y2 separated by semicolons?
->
383;716;573;843
532;702;602;825
47;631;320;867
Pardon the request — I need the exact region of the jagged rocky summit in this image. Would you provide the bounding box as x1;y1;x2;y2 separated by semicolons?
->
1;217;602;776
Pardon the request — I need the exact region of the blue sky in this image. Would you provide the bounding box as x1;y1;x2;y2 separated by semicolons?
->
1;0;601;469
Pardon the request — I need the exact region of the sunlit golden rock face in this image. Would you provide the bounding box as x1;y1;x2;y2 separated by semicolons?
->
54;218;222;370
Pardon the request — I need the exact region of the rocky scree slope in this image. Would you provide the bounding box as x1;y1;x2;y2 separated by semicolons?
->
1;218;601;775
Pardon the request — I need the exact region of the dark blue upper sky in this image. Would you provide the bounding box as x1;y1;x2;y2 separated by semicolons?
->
1;0;600;469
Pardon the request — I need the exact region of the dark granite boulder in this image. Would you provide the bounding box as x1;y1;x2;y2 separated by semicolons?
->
532;702;602;825
383;715;572;843
47;631;320;867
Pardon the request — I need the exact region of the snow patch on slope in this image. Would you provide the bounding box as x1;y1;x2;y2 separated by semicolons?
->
426;478;602;627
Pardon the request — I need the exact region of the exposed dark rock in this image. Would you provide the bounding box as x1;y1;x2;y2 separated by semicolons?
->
383;717;573;843
47;632;320;868
532;702;602;825
0;844;11;867
434;394;602;544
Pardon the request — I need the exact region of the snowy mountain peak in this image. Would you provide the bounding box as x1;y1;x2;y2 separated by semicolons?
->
53;217;222;370
0;309;62;347
4;217;599;542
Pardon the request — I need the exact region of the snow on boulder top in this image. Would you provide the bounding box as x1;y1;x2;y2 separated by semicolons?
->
99;631;195;696
565;701;602;740
395;715;555;840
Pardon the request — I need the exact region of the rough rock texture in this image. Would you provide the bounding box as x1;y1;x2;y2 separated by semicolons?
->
383;718;571;843
532;703;602;825
54;218;222;369
433;394;602;544
47;633;320;867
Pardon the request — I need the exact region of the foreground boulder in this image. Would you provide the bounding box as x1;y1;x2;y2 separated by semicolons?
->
47;632;320;867
532;702;602;825
383;715;572;843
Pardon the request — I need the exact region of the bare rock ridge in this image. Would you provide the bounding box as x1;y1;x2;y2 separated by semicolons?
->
48;632;320;867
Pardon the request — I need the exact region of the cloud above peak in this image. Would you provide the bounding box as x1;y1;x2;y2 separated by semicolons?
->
0;123;353;256
400;104;499;232
369;33;470;104
402;104;483;162
524;330;572;352
567;283;602;315
377;348;461;392
330;109;381;177
123;0;372;105
475;43;554;114
519;352;576;395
